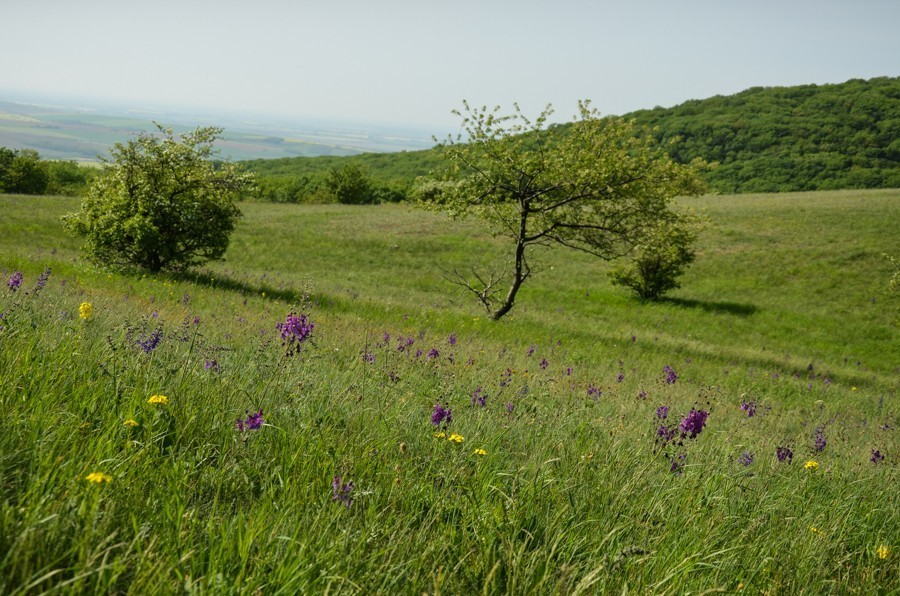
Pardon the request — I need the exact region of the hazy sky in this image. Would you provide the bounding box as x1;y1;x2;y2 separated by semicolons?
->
2;0;898;132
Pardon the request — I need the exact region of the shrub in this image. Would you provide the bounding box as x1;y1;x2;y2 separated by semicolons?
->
63;125;255;272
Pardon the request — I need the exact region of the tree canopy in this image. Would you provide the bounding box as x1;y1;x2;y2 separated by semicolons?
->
63;125;255;272
418;101;705;319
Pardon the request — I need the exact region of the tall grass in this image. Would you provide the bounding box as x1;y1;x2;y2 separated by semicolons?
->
0;189;897;593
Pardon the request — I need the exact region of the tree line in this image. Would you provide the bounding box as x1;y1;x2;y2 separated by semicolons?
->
0;147;97;196
242;76;900;200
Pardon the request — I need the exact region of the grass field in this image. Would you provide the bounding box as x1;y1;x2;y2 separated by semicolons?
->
0;189;898;593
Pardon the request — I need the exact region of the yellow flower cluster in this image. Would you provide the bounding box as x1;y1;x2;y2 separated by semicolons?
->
85;472;112;483
124;419;139;427
473;448;487;456
147;394;168;405
79;302;93;320
804;460;819;470
876;545;890;560
448;433;464;443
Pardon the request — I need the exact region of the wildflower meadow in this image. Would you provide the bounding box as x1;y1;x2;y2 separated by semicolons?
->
0;190;897;593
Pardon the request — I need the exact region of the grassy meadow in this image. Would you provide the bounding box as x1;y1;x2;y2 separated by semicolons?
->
0;189;898;593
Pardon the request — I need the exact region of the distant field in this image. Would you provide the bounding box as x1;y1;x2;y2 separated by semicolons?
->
0;99;434;161
0;189;897;593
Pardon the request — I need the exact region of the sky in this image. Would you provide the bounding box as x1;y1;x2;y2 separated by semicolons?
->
2;0;899;134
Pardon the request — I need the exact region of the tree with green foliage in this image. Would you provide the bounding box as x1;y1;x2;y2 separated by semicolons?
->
607;213;703;300
63;125;255;272
325;162;373;204
418;101;705;320
0;149;49;194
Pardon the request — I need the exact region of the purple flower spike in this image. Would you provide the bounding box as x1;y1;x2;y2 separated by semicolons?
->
540;358;549;370
656;405;670;420
6;272;22;292
471;386;487;407
236;409;264;432
663;365;678;384
814;428;827;453
679;409;708;439
332;476;355;508
431;402;452;426
448;333;457;346
277;312;314;356
740;401;757;417
870;449;885;464
776;446;793;463
738;451;754;466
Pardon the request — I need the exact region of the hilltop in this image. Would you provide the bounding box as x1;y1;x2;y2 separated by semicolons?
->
242;76;900;199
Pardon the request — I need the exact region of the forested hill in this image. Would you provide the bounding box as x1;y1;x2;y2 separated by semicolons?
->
630;76;900;193
240;76;900;201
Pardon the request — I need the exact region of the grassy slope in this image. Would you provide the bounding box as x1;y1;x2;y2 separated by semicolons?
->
0;190;897;593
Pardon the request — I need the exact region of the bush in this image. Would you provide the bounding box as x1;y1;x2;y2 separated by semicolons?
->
608;215;702;300
63;125;255;272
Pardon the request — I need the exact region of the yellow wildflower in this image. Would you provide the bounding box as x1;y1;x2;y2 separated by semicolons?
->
148;394;168;405
876;545;890;560
448;433;464;443
810;526;822;535
473;448;487;456
85;472;112;484
79;302;93;320
433;432;446;439
124;419;139;427
804;460;819;470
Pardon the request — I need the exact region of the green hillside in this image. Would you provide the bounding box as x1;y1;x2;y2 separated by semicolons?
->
241;77;900;200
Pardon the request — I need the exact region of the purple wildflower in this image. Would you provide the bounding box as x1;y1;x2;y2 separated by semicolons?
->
526;345;536;357
362;351;375;364
740;401;757;417
616;373;625;383
738;451;754;466
679;409;708;439
814;428;827;453
236;409;264;432
277;312;314;356
193;316;201;325
6;272;22;292
506;401;515;414
137;328;163;354
204;359;220;372
388;370;399;383
427;348;439;360
540;358;549;370
499;368;513;388
448;333;457;346
638;389;648;400
414;349;423;358
471;386;487;407
870;449;885;464
656;424;677;444
566;367;573;376
663;365;678;384
587;384;601;399
431;402;452;426
332;476;354;508
670;453;686;475
656;405;670;420
776;446;793;463
33;267;50;295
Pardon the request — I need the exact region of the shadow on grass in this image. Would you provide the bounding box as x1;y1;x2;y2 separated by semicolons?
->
660;297;758;316
174;270;307;304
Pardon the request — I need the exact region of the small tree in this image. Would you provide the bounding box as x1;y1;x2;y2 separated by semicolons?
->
325;162;373;204
607;214;702;300
63;125;254;272
418;101;705;319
